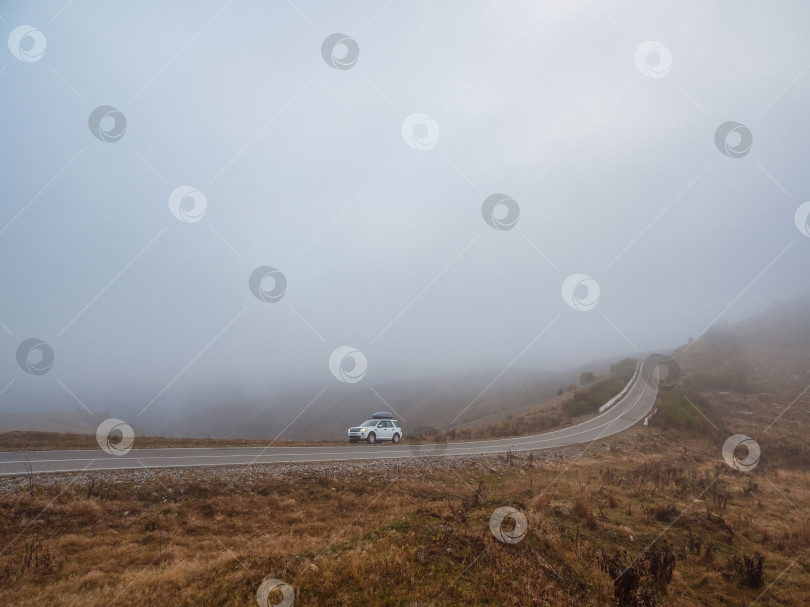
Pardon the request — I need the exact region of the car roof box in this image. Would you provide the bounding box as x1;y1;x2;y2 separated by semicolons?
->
371;412;393;419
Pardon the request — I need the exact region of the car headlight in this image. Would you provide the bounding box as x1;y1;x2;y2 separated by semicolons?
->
361;428;366;432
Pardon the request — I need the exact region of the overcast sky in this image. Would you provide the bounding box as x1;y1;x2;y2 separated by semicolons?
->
1;0;808;420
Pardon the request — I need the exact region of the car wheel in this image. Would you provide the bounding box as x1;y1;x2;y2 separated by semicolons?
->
392;433;400;444
367;433;376;444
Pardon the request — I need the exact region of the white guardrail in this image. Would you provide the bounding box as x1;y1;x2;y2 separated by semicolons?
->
598;359;644;413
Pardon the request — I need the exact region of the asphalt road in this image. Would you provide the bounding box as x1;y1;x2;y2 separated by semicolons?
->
0;355;666;476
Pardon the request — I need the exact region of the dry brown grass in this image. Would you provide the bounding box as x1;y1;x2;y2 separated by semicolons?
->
1;420;809;606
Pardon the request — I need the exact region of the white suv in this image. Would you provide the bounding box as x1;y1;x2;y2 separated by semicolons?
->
348;413;402;444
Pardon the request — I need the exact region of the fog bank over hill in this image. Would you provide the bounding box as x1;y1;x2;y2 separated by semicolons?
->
2;292;808;440
675;292;810;397
0;354;620;440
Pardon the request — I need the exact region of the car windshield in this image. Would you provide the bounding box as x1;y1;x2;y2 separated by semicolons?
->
360;420;379;426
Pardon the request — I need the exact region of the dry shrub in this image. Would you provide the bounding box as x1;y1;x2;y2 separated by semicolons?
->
573;493;597;529
729;552;765;588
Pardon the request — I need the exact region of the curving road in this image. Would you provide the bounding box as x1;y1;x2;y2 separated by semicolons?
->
0;356;666;476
